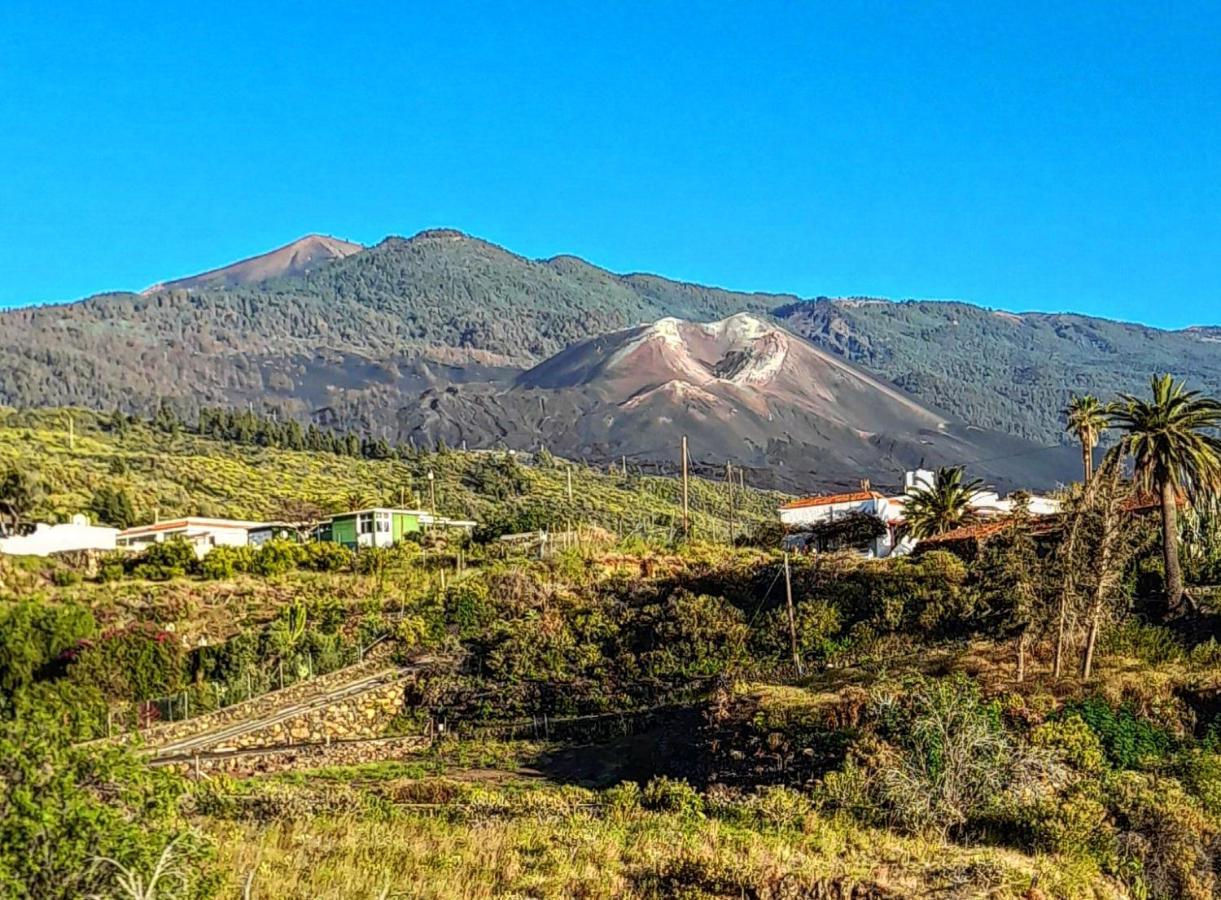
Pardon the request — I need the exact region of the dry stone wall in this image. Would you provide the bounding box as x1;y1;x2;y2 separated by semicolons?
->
113;651;399;749
164;734;432;778
216;679;408;750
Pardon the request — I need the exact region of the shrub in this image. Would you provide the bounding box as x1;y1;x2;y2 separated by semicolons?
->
250;539;302;577
1028;791;1116;861
749;785;814;830
864;675;1019;836
132;537;198;577
198;544;254;580
603;780;642;815
0;601;97;693
0;716;216;899
641;776;704;817
1060;697;1176;770
298;541;353;572
1101;622;1185;665
98;562;125;583
1172;749;1221;816
1108;771;1219;900
1031;715;1107;775
49;568;82;587
67;623;185;703
444;579;493;635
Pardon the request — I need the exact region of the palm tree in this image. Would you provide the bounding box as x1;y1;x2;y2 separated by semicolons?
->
1108;374;1221;615
903;466;986;539
1065;394;1108;483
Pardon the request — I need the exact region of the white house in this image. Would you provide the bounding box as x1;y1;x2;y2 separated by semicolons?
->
0;514;118;557
778;489;910;558
778;469;1062;558
116;517;263;557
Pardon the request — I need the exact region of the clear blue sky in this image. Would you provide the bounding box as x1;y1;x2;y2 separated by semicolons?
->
2;2;1218;327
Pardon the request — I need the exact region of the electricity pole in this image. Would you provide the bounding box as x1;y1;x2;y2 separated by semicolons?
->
566;466;574;505
783;552;803;676
726;462;735;544
680;435;690;537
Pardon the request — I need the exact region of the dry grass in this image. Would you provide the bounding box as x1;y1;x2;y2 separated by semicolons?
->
204;783;1117;899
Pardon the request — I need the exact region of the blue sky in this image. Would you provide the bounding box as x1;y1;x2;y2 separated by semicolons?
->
1;1;1217;328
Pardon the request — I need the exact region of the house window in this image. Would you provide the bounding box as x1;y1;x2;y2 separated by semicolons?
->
358;513;374;534
376;512;390;533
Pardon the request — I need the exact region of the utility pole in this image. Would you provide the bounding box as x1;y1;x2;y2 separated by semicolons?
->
783;552;803;676
566;466;574;505
621;455;627;478
725;462;735;544
427;470;436;516
681;435;690;537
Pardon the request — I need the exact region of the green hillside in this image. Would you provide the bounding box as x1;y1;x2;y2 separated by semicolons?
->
0;407;785;539
777;298;1221;445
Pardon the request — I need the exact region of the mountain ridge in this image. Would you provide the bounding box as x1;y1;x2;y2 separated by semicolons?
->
0;228;1217;487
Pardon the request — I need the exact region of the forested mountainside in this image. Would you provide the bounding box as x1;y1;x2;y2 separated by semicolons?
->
1;229;1217;450
777;299;1221;445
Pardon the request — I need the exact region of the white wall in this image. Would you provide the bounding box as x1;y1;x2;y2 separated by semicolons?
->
0;520;118;557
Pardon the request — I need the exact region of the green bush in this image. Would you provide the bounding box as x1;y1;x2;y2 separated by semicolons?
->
0;716;216;899
444;579;493;635
49;568;82;587
861;675;1017;836
1171;749;1221;816
298;541;353;572
1031;715;1107;775
131;537;198;577
250;539;302;577
1101;622;1185;665
641;776;704;817
1060;697;1176;770
67;623;185;703
0;601;97;693
198;544;254;580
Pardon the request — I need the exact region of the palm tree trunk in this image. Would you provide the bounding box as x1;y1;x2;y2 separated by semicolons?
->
1082;437;1093;484
1161;478;1185;616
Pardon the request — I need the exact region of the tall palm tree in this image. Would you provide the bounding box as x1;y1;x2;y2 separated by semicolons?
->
1065;394;1108;483
903;466;986;539
1108;374;1221;615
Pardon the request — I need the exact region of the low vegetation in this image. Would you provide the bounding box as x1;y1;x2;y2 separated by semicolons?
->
1;383;1219;898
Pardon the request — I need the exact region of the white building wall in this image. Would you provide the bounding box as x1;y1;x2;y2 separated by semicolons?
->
0;517;118;557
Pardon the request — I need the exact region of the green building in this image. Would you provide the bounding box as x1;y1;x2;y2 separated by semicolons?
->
319;508;424;550
318;508;476;549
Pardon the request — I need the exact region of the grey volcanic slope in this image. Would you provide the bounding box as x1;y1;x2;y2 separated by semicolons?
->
395;314;1080;493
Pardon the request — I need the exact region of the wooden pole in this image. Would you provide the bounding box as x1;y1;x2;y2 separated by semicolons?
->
783;552;803;676
681;435;690;537
566;466;574;505
726;462;735;544
621;455;627;477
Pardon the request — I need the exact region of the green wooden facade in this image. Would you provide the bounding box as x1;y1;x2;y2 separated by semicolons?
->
322;509;423;549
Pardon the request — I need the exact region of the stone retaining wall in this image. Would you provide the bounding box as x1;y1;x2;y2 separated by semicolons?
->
114;650;399;748
164;734;431;777
216;679;408;751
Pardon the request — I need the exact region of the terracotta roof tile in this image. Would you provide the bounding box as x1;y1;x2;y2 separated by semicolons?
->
780;490;883;510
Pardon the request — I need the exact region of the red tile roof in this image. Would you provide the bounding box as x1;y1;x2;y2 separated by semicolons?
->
780;490;883;510
921;514;1065;545
919;519;1013;544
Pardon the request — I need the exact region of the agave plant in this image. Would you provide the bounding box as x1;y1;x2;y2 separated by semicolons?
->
88;836;191;900
903;466;986;539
